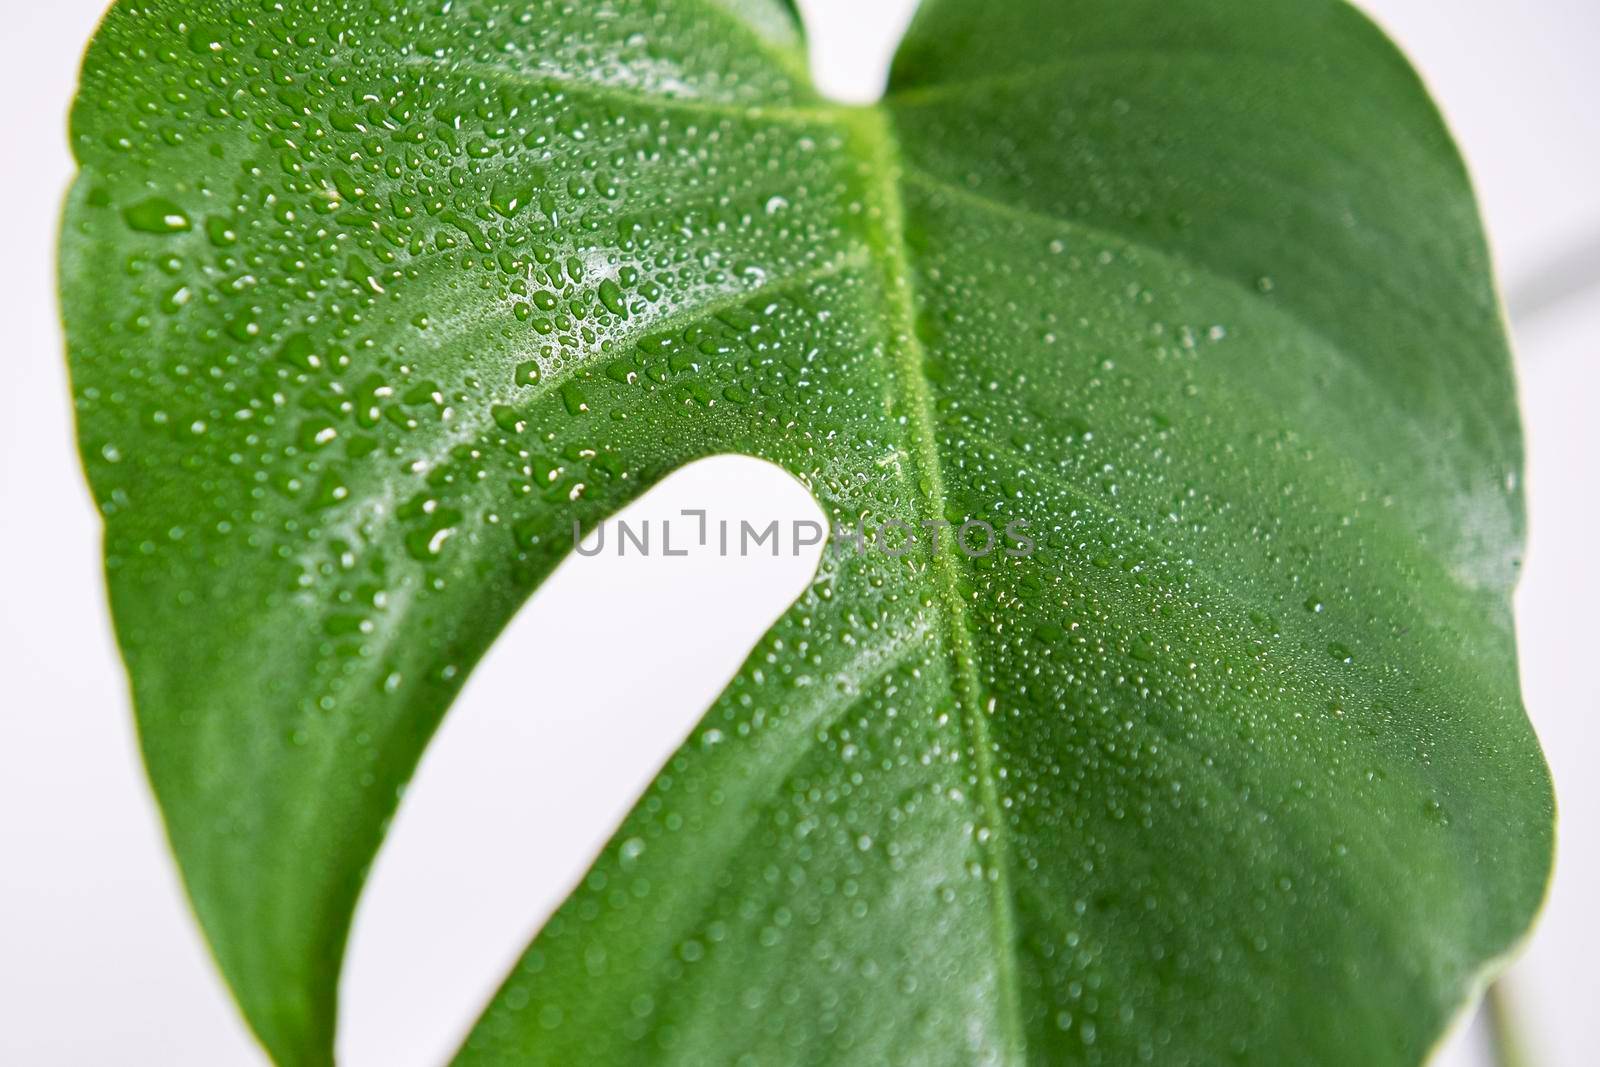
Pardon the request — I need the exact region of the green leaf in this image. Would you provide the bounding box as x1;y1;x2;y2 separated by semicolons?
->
60;0;1552;1064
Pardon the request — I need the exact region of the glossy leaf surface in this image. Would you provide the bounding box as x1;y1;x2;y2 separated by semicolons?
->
60;0;1552;1064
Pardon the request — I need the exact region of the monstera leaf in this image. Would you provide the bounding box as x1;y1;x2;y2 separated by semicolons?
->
60;0;1552;1063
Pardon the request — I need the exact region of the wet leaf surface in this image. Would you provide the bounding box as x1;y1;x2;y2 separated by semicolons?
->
60;1;1552;1064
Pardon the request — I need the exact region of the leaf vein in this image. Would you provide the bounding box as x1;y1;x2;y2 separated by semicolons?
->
401;54;842;127
853;109;1029;1061
897;164;1451;456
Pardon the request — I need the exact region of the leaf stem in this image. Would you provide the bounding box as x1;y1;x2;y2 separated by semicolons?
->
1485;979;1534;1067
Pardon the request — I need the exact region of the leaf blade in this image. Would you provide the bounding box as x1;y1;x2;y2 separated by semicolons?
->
62;0;836;1061
466;1;1553;1062
58;1;1553;1065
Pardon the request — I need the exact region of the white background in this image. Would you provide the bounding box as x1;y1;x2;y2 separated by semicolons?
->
2;1;1595;1064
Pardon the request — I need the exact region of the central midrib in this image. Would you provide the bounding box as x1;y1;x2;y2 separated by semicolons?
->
848;105;1029;1061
